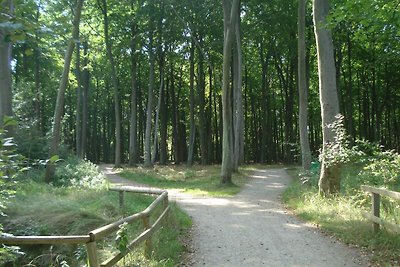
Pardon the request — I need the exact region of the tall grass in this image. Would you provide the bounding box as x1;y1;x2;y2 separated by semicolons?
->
284;166;400;266
2;158;192;266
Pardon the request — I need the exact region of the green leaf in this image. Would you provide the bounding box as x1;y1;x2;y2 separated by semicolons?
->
25;48;34;56
3;117;17;127
49;155;60;163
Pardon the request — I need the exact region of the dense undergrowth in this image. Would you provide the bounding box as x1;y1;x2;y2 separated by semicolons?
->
284;141;400;266
0;157;192;266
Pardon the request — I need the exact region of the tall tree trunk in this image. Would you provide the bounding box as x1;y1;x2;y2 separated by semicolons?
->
346;33;354;140
75;42;83;158
233;14;244;171
197;44;208;165
151;69;164;164
170;64;180;164
160;71;168;165
313;0;341;195
129;24;138;167
187;40;196;166
298;0;312;170
99;0;122;168
44;0;84;183
144;27;155;168
34;6;41;133
0;0;13;134
81;41;89;158
221;0;240;184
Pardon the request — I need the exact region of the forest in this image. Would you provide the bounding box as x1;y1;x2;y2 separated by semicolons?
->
1;0;400;265
1;0;399;174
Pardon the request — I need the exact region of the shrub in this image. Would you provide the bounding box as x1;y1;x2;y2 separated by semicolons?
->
53;156;108;190
0;121;25;264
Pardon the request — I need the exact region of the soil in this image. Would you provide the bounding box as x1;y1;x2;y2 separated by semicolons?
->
99;165;370;267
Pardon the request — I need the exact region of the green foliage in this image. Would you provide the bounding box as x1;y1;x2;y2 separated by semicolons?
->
356;146;400;190
285;138;400;265
115;222;129;253
0;123;25;264
319;114;352;167
53;156;108;189
2;182;151;265
3;168;192;266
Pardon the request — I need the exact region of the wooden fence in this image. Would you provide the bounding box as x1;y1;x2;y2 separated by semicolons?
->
0;185;169;267
361;185;400;234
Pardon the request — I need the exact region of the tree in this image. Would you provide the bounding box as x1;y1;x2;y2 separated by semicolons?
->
75;41;83;158
144;20;155;168
313;0;341;194
0;0;13;134
298;0;311;170
129;22;138;167
233;11;244;171
98;0;122;168
44;0;84;183
186;39;196;167
221;0;240;184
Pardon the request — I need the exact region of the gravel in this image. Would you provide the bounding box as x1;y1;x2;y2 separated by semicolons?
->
100;165;369;267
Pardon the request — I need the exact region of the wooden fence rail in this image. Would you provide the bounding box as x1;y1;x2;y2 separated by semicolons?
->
0;185;169;267
361;185;400;234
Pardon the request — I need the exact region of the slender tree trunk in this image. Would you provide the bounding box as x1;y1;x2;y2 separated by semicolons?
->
44;0;84;183
129;24;138;167
151;69;164;164
0;0;13;134
144;28;155;168
233;14;244;171
346;33;354;140
75;42;83;158
187;40;196;166
160;72;168;165
221;0;240;184
34;6;41;133
99;0;122;168
81;41;89;158
298;0;312;170
313;0;341;195
197;45;208;165
170;64;180;164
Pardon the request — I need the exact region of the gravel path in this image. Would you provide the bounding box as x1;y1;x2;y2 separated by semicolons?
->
99;165;369;267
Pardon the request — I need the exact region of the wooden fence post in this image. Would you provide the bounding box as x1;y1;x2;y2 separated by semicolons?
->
372;192;380;233
86;241;99;267
142;215;152;258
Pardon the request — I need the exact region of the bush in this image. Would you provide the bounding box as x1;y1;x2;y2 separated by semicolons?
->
0;121;25;264
357;149;400;190
53;156;108;189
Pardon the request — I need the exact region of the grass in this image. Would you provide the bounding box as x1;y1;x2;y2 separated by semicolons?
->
2;180;192;266
120;164;253;197
283;166;400;266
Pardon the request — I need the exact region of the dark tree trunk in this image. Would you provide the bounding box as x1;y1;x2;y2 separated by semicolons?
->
187;40;196;166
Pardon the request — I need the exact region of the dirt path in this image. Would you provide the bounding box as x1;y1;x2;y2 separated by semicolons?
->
99;165;369;267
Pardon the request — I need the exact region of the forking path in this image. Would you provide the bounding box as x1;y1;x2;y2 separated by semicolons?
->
99;165;369;267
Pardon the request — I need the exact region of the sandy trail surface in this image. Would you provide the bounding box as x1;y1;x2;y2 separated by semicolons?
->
100;165;368;267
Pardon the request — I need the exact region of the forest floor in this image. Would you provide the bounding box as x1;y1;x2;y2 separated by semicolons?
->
99;165;370;266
